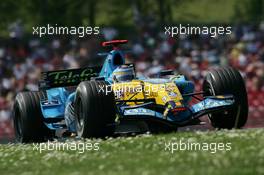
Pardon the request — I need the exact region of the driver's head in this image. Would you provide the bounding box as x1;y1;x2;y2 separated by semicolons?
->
112;65;135;82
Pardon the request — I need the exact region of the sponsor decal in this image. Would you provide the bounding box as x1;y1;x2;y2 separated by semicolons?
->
168;91;177;97
40;67;100;88
124;108;154;115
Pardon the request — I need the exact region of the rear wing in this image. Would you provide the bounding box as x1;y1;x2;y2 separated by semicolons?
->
38;67;101;90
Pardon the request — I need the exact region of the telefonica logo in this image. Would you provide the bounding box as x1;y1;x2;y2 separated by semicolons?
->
48;68;98;84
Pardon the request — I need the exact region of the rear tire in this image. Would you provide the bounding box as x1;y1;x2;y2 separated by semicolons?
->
203;67;248;129
13;91;53;143
74;81;116;138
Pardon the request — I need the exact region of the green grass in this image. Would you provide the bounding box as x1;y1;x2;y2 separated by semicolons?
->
96;0;237;26
0;128;264;175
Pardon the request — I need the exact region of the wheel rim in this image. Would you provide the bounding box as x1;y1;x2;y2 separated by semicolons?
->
203;80;214;96
76;97;84;135
204;77;236;128
203;80;216;124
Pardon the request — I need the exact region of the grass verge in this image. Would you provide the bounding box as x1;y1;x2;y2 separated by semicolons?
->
0;128;263;175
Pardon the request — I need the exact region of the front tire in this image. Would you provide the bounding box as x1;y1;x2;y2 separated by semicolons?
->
203;67;248;129
74;81;116;138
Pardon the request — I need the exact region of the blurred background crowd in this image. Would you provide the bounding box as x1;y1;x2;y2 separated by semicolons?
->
0;0;264;141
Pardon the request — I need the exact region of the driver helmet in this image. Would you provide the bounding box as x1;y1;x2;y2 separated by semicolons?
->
112;65;135;82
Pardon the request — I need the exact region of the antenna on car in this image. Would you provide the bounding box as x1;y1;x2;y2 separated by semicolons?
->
101;40;128;50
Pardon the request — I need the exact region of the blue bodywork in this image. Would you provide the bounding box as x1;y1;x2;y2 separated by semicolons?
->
40;46;234;131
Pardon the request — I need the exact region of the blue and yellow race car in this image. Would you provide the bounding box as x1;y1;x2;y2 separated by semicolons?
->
13;40;248;142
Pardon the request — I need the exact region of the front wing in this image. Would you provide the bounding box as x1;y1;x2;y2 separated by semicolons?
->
118;95;235;126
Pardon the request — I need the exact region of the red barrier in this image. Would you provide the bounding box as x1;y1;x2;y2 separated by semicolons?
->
246;90;264;128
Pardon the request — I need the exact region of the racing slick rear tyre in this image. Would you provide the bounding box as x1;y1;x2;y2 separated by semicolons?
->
75;81;116;138
203;67;248;129
13;91;53;143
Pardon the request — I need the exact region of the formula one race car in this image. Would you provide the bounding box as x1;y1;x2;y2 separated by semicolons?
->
13;40;248;142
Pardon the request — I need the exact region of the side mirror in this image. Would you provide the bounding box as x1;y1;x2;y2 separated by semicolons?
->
158;70;174;77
